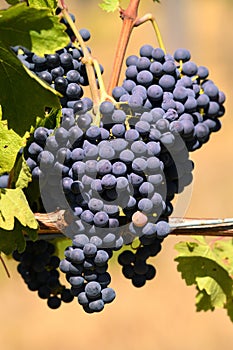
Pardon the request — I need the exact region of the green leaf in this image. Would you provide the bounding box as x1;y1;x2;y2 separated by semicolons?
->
0;219;37;255
10;154;32;190
0;188;38;230
36;107;62;130
175;256;232;295
196;289;215;312
226;298;233;322
175;238;233;322
28;0;58;10
212;239;233;276
5;0;20;5
196;276;226;308
0;3;69;56
0;41;61;136
0;121;23;174
99;0;120;12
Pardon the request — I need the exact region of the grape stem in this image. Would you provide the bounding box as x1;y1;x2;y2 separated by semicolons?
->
107;0;141;94
134;13;166;53
107;1;165;94
0;254;10;278
60;3;100;108
33;212;233;238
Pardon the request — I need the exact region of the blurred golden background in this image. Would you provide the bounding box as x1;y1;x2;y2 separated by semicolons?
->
0;0;233;349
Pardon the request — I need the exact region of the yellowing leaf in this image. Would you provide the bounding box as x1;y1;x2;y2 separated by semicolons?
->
0;188;38;230
0;122;23;174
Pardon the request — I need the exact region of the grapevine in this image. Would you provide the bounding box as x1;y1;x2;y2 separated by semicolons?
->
0;0;232;321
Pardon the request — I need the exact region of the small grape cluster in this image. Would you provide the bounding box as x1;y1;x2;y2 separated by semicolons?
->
12;240;74;309
59;234;116;313
113;45;225;151
117;239;161;287
12;18;103;111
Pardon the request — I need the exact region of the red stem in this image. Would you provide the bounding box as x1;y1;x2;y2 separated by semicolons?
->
0;255;10;278
107;0;141;94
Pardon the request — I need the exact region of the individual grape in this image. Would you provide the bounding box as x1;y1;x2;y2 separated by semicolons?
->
37;71;53;84
140;44;154;58
112;124;126;137
47;296;62;309
112;86;127;100
159;74;176;91
174;48;191;62
124;129;140;142
151;48;165;62
83;243;97;258
149;61;163;77
126;55;138;66
203;82;219;100
138;198;153;213
79;28;91;41
101;174;117;189
181;61;198;76
112;162;127;177
93;212;109;227
60;52;73;67
0;174;9;188
197;66;209;79
125;65;138;80
101;287;116;303
147;85;163;102
136;70;153;87
156;221;170;238
84;281;101;299
136;57;151;71
128;94;144;109
112;109;127;123
122;79;136;93
94;250;109;266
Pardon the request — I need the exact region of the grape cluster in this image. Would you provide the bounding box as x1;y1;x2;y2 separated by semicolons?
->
25;100;193;243
59;234;116;313
113;45;225;151
12;240;74;309
22;98;193;311
12;17;103;112
12;10;225;313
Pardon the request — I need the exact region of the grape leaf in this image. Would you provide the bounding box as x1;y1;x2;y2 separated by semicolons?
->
0;41;61;136
196;276;226;308
0;121;23;174
0;188;38;231
36;107;62;130
10;154;32;190
195;289;214;312
175;238;233;321
212;239;233;276
5;0;20;5
226;299;233;322
0;219;37;255
0;3;69;56
28;0;58;10
99;0;120;12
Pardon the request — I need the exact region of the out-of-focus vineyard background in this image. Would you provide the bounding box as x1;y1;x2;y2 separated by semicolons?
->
0;0;233;349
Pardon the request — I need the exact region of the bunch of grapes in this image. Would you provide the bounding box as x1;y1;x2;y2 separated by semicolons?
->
12;11;225;313
113;45;225;152
13;240;73;309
